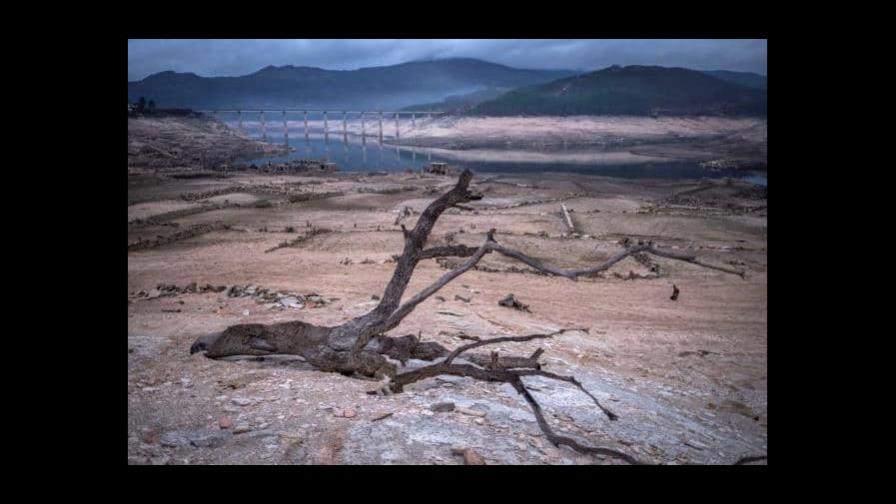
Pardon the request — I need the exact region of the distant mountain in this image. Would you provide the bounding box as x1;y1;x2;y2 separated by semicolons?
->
127;58;576;111
702;70;767;90
471;65;768;117
400;87;514;113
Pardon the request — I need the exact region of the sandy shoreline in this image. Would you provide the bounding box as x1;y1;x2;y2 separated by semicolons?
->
390;115;767;168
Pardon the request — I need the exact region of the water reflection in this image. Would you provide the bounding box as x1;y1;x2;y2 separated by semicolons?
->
213;111;767;185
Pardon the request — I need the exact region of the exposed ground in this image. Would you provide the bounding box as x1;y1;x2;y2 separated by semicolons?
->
389;116;767;169
128;168;767;465
128;113;289;170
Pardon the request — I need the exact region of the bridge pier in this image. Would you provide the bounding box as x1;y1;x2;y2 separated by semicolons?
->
395;113;400;140
411;113;416;130
343;111;348;143
303;111;309;142
238;110;243;133
283;110;288;143
324;111;329;142
261;111;266;141
361;112;366;144
378;111;384;144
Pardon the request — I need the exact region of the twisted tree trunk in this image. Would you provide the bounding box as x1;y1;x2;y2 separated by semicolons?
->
190;169;751;464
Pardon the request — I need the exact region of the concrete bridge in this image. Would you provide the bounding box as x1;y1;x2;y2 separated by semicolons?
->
198;108;446;145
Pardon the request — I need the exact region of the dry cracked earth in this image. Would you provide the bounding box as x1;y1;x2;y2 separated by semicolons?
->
127;167;767;465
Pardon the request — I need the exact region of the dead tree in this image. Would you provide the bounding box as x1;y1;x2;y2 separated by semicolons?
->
190;170;746;464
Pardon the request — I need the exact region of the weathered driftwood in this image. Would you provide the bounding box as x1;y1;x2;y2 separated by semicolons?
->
191;169;752;464
561;203;576;233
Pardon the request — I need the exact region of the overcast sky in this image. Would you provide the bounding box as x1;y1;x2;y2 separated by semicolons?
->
128;39;767;81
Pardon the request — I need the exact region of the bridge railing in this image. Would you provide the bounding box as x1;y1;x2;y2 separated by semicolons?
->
198;109;446;142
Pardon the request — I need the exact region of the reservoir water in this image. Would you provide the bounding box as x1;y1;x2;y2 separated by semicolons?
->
216;112;766;186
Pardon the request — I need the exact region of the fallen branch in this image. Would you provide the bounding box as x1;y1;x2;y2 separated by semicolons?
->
561;204;576;233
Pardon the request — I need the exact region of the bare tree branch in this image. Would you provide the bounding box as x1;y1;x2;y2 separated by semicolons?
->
510;377;644;464
417;244;480;260
734;455;768;465
444;328;586;365
514;368;618;421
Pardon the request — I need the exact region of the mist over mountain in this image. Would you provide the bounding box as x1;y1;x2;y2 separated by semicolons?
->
400;87;514;113
471;65;767;117
702;70;767;90
127;58;575;111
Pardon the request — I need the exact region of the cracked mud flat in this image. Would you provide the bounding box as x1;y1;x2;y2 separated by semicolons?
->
128;169;766;465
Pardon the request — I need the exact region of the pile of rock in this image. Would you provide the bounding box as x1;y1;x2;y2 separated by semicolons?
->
131;282;332;311
127;222;230;251
240;159;339;174
226;284;331;310
422;162;457;176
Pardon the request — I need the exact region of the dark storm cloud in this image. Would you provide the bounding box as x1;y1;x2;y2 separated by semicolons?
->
128;39;767;81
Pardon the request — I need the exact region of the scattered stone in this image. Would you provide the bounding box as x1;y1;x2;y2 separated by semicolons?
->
279;296;304;309
232;397;252;406
454;295;470;303
218;416;232;429
371;412;393;422
430;402;455;413
242;310;250;316
670;284;680;301
160;428;231;448
140;427;159;444
457;406;487;417
451;447;486;465
334;407;356;418
498;293;530;312
233;425;251;434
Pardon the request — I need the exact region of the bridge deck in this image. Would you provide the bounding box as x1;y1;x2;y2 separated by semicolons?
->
199;109;445;115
